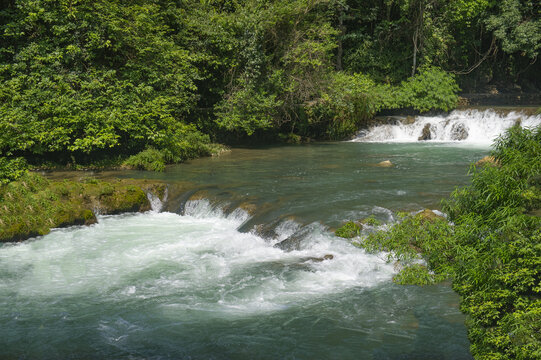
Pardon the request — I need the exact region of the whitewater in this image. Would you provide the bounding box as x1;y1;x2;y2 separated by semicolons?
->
352;109;541;144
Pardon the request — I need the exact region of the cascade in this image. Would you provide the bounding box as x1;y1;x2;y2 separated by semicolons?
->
352;109;541;144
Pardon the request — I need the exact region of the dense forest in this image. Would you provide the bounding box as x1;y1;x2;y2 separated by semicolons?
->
0;0;540;176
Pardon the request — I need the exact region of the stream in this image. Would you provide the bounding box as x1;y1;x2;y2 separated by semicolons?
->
1;109;540;359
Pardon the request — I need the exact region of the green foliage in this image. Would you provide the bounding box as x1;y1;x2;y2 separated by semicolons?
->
215;85;279;136
355;125;541;358
486;0;541;59
0;173;159;242
335;221;362;238
361;215;381;226
305;72;396;139
357;211;456;279
0;0;207;167
398;66;460;112
123;148;166;172
393;264;444;286
0;157;27;184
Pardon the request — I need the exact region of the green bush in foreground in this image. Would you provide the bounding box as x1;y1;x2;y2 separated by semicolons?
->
355;125;541;359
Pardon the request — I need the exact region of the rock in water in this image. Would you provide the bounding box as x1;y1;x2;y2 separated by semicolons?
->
415;209;444;222
376;160;394;167
450;123;469;141
418;123;432;141
303;254;334;262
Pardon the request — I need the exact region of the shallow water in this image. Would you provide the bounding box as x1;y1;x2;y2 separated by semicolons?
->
7;110;534;359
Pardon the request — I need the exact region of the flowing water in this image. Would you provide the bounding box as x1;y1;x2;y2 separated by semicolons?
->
1;109;540;359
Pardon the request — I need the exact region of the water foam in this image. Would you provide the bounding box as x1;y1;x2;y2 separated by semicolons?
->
353;109;541;144
0;210;395;317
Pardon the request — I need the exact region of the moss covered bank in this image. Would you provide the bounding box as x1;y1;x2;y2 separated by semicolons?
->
0;173;166;243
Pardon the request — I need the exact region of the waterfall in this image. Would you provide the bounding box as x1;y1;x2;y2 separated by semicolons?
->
352;109;541;144
146;187;168;212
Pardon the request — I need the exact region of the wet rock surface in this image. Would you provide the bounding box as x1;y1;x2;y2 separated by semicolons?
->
418;123;432;141
450;123;469;140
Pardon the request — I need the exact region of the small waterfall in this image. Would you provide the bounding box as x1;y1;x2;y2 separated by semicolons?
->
146;187;168;212
352;109;541;144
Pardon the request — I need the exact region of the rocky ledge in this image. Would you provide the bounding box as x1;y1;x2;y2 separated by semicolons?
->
0;173;167;243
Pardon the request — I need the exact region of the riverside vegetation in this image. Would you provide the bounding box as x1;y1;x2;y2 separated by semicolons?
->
1;1;541;359
1;0;540;180
336;125;541;359
0;173;166;242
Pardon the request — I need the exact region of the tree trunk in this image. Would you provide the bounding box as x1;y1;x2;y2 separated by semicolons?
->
336;8;345;71
412;28;418;76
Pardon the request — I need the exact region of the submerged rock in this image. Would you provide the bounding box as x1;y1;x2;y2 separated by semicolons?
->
418;123;432;141
375;160;394;167
303;254;334;262
450;123;469;141
274;224;316;251
274;233;304;251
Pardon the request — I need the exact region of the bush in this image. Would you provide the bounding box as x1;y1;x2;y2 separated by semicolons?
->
123;148;166;172
335;221;362;238
398;66;460;112
355;125;541;358
0;157;28;184
304;72;397;139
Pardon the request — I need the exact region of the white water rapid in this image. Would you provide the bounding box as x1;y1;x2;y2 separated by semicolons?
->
353;109;541;144
0;200;395;317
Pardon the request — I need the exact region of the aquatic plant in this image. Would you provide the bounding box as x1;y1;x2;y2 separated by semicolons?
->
335;221;362;238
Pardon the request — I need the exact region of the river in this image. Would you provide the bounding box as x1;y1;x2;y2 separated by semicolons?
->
1;109;540;359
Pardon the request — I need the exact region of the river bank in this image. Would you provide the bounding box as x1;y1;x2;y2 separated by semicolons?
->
0;174;167;243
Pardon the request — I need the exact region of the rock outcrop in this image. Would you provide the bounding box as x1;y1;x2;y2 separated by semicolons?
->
418;123;432;141
450;123;469;141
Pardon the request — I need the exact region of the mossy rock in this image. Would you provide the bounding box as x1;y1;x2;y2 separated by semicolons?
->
0;173;156;242
415;209;444;222
418;123;432;141
335;221;362;238
99;185;150;214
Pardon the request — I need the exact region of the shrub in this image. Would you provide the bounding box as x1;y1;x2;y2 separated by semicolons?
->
335;221;362;238
123;148;166;172
0;157;28;184
398;66;460;112
355;125;541;358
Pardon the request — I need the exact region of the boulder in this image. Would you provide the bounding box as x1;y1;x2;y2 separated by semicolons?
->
401;116;416;125
450;123;468;141
415;209;444;222
304;254;334;262
418;123;432;141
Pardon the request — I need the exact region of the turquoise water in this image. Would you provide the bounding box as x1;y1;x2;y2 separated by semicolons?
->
1;141;489;359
